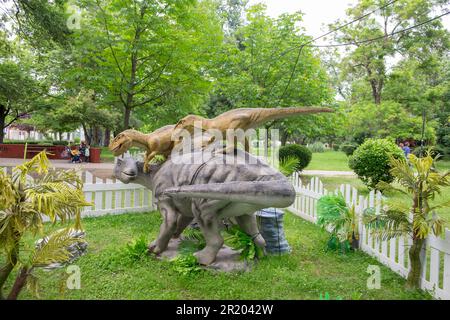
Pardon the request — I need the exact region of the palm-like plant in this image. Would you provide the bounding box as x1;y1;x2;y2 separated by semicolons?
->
278;156;300;177
317;194;359;253
363;150;449;289
0;151;92;299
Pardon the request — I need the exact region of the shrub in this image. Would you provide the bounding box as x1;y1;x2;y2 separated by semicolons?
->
349;138;404;189
340;144;357;156
52;140;69;146
308;142;326;153
279;144;312;172
332;144;340;151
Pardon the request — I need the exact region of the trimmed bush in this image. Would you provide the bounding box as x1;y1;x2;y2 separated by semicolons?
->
279;144;312;172
349;138;404;189
340;144;357;156
308;142;326;153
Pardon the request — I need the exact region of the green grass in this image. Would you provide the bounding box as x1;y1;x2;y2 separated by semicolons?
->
3;212;431;300
100;147;114;163
100;146;142;163
305;151;351;171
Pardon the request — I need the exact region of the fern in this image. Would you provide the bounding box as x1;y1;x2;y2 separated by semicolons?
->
225;226;264;261
171;254;202;276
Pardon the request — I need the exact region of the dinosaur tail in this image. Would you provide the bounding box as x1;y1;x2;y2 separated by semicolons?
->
162;180;295;208
257;106;333;123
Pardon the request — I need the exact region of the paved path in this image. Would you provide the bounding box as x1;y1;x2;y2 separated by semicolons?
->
1;158;356;177
302;170;356;177
0;158;114;169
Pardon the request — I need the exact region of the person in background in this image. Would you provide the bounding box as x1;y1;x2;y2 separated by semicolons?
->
403;141;411;157
84;144;90;163
399;142;404;155
70;148;81;163
79;141;87;162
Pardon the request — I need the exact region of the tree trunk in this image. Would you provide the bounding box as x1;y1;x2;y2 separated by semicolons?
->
406;237;425;289
280;129;289;146
0;105;6;144
82;124;91;145
7;267;29;300
0;244;19;299
103;128;111;147
123;105;132;130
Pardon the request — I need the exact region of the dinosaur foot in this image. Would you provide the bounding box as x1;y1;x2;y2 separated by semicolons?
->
148;241;164;255
194;247;218;265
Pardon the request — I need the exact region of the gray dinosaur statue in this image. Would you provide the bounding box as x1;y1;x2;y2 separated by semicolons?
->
113;149;295;265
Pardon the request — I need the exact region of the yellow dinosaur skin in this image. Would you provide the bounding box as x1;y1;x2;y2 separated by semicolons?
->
174;106;333;151
108;126;175;173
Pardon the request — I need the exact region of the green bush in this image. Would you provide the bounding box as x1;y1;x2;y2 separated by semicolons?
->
308;142;326;153
332;144;340;151
340;144;357;156
2;140;39;145
349;138;404;189
52;140;69;146
279;144;312;172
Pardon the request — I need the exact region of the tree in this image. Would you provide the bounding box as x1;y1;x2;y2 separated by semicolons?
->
71;0;223;130
328;0;450;105
345;101;437;144
205;4;333;142
363;151;449;289
0;151;91;299
0;35;44;143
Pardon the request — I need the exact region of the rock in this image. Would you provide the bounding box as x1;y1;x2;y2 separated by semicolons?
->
35;229;88;270
157;238;251;272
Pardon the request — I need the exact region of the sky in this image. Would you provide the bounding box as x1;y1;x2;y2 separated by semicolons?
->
247;0;450;45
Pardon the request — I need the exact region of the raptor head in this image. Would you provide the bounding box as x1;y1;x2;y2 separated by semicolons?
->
113;157;138;184
109;131;133;156
175;115;204;131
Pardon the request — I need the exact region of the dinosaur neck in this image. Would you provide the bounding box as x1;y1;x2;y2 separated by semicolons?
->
124;129;149;149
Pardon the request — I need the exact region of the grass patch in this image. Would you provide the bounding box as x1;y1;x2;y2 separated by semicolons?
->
306;151;350;171
3;212;431;300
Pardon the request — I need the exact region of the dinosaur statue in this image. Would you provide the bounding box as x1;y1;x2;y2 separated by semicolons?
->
174;106;333;151
109;125;175;173
113;149;295;265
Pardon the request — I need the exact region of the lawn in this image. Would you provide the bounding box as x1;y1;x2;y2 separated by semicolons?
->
100;146;142;163
4;212;430;300
305;151;351;171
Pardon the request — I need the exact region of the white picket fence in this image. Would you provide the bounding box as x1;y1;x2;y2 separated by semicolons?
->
289;172;450;300
1;166;156;217
80;171;156;217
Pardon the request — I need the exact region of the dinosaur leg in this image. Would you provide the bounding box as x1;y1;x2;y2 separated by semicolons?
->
234;214;266;250
148;201;178;255
192;201;225;265
172;215;194;238
143;151;157;173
